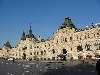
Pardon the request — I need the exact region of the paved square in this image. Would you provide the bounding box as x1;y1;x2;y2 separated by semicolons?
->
0;60;98;75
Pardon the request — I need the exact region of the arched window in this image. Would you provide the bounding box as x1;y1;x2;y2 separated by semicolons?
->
70;37;72;41
77;45;83;52
65;38;67;42
45;45;46;47
88;34;90;38
34;52;36;55
62;49;67;54
44;50;46;55
94;34;95;37
30;52;32;55
52;49;55;54
97;33;99;37
37;52;39;55
41;51;43;55
85;44;91;51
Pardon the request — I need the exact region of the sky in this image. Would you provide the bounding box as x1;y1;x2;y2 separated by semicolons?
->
0;0;100;47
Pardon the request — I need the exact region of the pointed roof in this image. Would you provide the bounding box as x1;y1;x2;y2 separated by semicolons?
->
60;17;77;29
4;41;12;48
21;30;26;40
30;25;32;30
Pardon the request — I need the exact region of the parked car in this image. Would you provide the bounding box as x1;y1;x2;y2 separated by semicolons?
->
8;58;13;60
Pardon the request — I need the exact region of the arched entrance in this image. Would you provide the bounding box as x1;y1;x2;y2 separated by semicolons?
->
22;53;26;60
62;49;67;54
62;49;67;60
58;49;67;61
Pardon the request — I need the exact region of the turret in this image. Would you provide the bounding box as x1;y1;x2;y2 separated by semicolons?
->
21;31;26;40
29;26;33;38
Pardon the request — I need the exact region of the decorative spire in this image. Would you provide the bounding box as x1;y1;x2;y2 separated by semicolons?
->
92;23;93;25
30;26;32;30
30;22;32;30
29;25;33;38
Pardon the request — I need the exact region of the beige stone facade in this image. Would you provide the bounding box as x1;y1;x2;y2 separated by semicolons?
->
0;17;100;60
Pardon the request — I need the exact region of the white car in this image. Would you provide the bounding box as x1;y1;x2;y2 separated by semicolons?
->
8;58;13;60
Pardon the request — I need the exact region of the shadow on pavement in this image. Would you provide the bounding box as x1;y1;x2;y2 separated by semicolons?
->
42;63;97;75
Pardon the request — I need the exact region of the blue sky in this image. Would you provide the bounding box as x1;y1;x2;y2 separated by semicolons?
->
0;0;100;47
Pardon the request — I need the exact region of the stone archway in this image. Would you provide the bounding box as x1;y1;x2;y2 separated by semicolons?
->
22;53;26;60
59;49;67;60
62;49;67;54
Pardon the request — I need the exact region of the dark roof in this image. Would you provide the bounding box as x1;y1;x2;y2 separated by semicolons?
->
4;41;12;48
60;17;77;29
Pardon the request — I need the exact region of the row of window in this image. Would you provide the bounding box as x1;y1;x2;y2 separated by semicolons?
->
56;33;99;43
33;50;46;55
34;44;51;49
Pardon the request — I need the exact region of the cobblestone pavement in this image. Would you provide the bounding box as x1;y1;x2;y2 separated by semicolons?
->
0;60;98;75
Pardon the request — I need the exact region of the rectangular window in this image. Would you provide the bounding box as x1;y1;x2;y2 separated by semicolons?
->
70;37;72;41
88;34;90;38
37;46;39;48
49;44;50;46
77;37;78;40
85;35;86;39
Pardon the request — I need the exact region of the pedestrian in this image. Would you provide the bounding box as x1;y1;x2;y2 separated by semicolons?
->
96;59;100;75
13;58;15;63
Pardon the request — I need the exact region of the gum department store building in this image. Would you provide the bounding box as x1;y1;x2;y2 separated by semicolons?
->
0;17;100;61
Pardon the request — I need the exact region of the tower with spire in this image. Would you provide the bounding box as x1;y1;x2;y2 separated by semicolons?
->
24;23;38;42
29;26;33;38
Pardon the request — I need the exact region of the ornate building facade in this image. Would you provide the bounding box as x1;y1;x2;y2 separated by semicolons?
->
0;17;100;60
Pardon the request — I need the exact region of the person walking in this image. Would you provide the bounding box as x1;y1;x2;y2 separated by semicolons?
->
96;59;100;75
12;58;15;63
